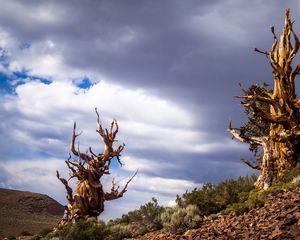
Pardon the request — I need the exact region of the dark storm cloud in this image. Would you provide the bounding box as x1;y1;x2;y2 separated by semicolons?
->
0;1;298;110
129;147;255;182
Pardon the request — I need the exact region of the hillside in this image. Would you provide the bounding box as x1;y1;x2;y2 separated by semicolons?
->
131;187;300;240
0;188;63;239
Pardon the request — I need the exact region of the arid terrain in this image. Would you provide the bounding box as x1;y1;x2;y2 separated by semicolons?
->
131;187;300;240
0;188;63;239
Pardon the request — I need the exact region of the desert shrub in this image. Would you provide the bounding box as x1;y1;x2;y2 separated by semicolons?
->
279;164;300;183
246;190;266;209
106;223;131;240
224;202;248;214
292;175;300;186
21;230;33;236
160;207;175;230
221;180;296;215
177;175;257;216
139;198;163;230
161;205;201;233
39;227;53;237
109;197;164;236
130;224;148;237
50;220;109;240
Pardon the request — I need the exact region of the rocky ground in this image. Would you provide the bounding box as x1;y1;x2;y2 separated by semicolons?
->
131;187;300;240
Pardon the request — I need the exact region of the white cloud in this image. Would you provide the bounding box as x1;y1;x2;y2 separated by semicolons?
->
122;155;176;173
1;80;245;159
0;28;18;50
0;158;66;201
1;80;198;155
7;42;91;81
130;174;199;196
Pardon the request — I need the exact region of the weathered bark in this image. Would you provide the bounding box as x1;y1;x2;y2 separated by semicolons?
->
229;9;300;189
56;108;137;223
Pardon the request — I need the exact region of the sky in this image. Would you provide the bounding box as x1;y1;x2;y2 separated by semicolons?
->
1;0;300;220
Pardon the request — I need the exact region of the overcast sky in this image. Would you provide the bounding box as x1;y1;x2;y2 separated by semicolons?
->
1;0;300;220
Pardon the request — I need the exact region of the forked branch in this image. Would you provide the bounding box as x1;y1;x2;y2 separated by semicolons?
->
95;108;125;166
105;170;138;201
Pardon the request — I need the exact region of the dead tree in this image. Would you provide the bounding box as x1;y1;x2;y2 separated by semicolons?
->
56;108;137;222
229;9;300;189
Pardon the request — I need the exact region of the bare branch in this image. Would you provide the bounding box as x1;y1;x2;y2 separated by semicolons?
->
89;146;98;158
228;121;263;145
105;170;138;201
70;122;81;156
254;48;269;57
56;170;74;203
240;158;261;170
236;95;277;108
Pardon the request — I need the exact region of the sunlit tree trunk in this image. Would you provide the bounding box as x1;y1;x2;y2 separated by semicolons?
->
229;10;300;189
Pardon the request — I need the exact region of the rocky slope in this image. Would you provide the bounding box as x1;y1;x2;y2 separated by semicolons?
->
131;187;300;240
0;188;63;239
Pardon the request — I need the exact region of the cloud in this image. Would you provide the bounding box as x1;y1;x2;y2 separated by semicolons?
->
0;158;66;200
130;174;199;196
0;76;250;219
122;155;177;173
186;0;274;46
1;0;294;220
0;79;195;153
1;79;247;162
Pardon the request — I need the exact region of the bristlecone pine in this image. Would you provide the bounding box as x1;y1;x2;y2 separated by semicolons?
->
56;108;137;222
229;9;300;189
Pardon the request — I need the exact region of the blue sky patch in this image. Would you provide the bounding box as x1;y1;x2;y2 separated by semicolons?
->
77;77;94;89
0;70;52;95
0;72;13;94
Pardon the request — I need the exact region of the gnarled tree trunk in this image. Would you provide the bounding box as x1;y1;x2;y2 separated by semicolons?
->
229;9;300;189
56;108;137;223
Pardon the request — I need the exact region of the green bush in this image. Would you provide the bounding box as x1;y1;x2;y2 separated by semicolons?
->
109;197;164;236
161;205;202;233
176;175;257;216
130;224;148;237
39;227;53;237
50;220;109;240
280;164;300;183
106;223;132;240
291;175;300;186
223;202;248;215
246;189;266;209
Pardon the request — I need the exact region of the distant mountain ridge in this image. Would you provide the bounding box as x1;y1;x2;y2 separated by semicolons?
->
0;188;64;239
